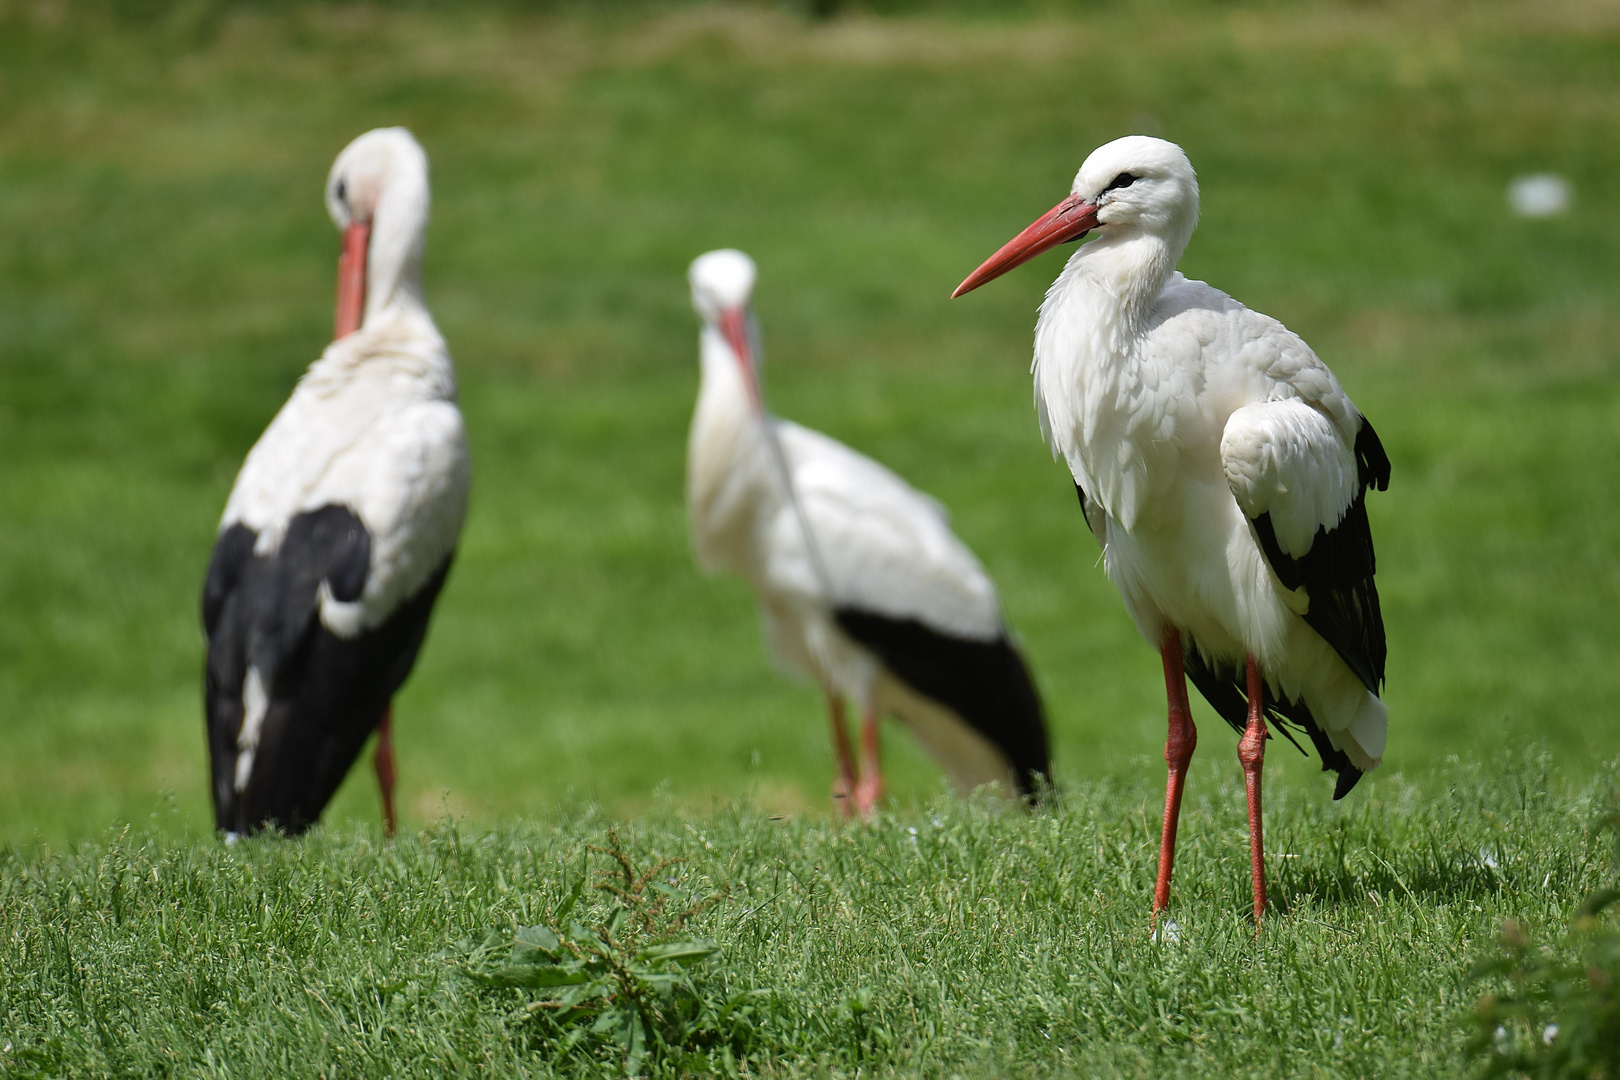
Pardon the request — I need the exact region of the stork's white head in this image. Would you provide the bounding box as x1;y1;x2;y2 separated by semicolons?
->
1073;136;1198;244
689;248;757;325
324;128;431;338
954;136;1199;298
325;127;427;231
689;249;763;408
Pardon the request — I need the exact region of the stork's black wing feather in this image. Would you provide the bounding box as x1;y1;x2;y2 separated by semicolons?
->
224;563;449;834
202;524;256;637
1182;645;1363;800
1250;414;1390;695
1074;481;1095;536
202;503;448;835
833;608;1051;799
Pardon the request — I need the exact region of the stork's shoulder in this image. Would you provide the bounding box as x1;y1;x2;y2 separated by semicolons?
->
1147;273;1300;363
1148;274;1360;435
1150;272;1243;323
220;310;464;543
769;421;1001;641
302;307;456;400
777;421;949;523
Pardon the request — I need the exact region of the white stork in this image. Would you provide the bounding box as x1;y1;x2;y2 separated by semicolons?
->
953;137;1390;925
686;249;1051;816
201;128;470;838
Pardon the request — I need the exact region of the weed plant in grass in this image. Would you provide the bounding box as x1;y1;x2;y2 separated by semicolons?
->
2;759;1615;1078
1465;803;1620;1079
460;827;744;1075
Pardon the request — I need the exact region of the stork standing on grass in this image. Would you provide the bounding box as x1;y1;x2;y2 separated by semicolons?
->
686;249;1051;815
202;128;470;838
953;137;1390;926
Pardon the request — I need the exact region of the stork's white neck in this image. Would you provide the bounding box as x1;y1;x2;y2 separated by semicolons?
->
363;165;430;326
1030;227;1188;527
1051;227;1181;342
687;327;775;569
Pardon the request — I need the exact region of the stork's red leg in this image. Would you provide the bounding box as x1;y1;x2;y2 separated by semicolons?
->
1239;657;1268;930
826;694;858;817
853;708;885;816
374;706;398;839
1153;627;1197;923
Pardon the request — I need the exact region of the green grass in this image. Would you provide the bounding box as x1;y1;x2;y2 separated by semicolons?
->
2;5;1620;1070
6;4;1620;1072
3;759;1616;1078
2;0;1618;847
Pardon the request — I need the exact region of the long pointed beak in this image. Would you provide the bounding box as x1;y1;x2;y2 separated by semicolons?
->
333;220;371;340
720;307;764;411
952;193;1100;298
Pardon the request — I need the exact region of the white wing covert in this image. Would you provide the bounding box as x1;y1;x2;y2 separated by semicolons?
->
320;398;470;633
1221;399;1389;696
1221;399;1357;559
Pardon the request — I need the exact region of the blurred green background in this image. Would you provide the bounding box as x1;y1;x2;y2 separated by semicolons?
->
0;0;1615;849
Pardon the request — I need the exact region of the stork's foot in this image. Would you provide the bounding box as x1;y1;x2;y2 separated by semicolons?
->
853;708;884;817
375;708;398;839
853;773;885;817
830;775;856;818
826;694;859;820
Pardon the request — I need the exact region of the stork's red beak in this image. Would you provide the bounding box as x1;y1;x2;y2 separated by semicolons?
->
720;307;764;410
719;307;751;369
333;220;371;340
952;193;1100;298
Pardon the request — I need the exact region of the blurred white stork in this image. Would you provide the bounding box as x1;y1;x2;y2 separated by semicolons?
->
201;128;470;838
954;137;1391;926
687;249;1050;815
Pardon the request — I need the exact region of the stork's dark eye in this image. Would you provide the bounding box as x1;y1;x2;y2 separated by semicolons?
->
1102;172;1138;194
334;179;347;204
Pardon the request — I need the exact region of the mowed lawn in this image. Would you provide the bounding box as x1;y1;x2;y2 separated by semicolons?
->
3;763;1617;1078
1;0;1618;850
